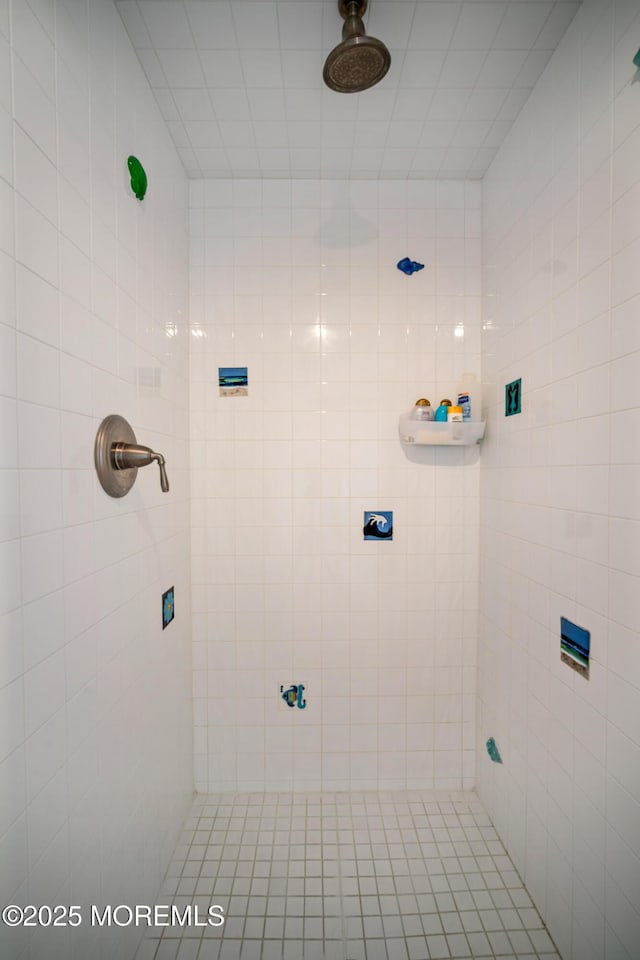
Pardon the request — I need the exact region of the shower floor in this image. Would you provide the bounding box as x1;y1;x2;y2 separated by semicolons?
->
135;791;560;960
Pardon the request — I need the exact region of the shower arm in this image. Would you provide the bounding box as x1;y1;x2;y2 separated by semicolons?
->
341;0;366;39
112;443;170;493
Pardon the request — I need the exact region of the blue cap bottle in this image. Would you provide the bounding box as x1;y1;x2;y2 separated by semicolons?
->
434;398;452;422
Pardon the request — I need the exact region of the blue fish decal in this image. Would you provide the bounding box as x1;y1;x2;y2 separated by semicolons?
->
397;257;424;275
280;684;307;709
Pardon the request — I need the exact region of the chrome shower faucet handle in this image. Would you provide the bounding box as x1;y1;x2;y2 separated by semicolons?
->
95;414;170;497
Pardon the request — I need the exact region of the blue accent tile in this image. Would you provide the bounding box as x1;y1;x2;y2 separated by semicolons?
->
505;378;522;416
364;511;393;540
162;586;175;629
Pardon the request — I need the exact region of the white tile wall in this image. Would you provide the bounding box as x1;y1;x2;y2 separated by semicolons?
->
189;177;482;795
0;2;192;958
478;1;640;959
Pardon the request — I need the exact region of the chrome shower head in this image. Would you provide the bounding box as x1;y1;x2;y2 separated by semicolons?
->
323;0;391;94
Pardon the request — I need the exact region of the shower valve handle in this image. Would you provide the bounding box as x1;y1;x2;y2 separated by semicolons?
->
112;442;170;492
94;415;171;498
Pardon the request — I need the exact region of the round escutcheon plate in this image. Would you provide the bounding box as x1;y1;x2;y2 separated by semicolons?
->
94;414;138;498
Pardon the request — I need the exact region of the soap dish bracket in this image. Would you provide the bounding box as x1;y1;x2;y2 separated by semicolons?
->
94;414;138;497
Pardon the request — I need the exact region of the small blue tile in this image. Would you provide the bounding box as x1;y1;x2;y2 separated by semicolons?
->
505;378;522;416
364;511;393;540
162;586;175;629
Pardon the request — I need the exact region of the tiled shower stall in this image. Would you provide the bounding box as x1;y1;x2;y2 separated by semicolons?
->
1;1;639;960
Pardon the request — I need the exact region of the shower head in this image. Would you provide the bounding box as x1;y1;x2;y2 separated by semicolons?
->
323;0;391;94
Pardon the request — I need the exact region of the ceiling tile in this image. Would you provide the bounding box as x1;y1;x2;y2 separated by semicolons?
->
185;1;236;49
172;88;214;121
239;49;284;87
256;148;290;171
351;147;384;173
155;48;204;87
247;89;287;122
357;89;396;122
139;1;193;49
354;121;391;148
419;120;458;148
410;148;446;176
450;120;493;147
408;2;462;49
281;50;322;88
253;121;288;147
289;148;322;172
392;89;435;122
366;1;416;49
400;50;447;87
428;89;470;121
277;2;323;50
387;120;424;148
218;120;257;148
184;120;223;149
492;2;553;49
450;3;507;50
194;148;231;174
322;120;356;148
287;122;321;148
210;89;251;122
471;146;498;172
476;49;529;87
320;88;359;121
442;146;479;174
199;50;244;88
438;50;487;88
463;88;508;121
231;2;280;49
116;0;582;180
320;149;352;175
285;89;321;121
225;147;261;171
382;147;419;173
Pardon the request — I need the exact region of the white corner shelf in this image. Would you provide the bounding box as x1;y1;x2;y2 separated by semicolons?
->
399;414;485;446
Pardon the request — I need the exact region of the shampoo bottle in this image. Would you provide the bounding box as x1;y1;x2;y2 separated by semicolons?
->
434;399;452;422
457;372;482;422
413;398;434;421
447;404;463;440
